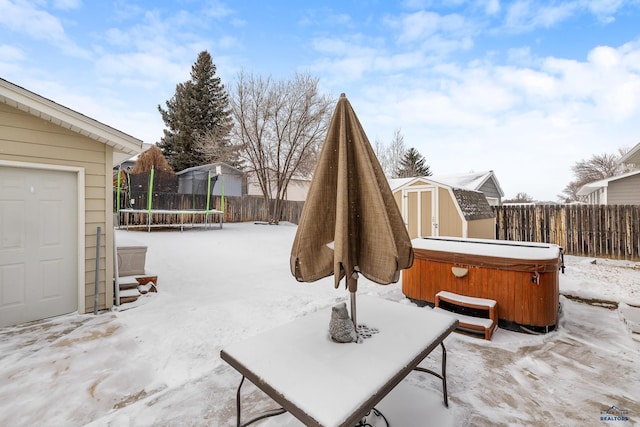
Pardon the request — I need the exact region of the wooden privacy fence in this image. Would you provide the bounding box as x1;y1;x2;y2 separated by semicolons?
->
495;204;640;260
115;191;305;225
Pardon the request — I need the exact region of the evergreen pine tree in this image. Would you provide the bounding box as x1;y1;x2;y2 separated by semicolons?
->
396;147;431;178
157;51;235;171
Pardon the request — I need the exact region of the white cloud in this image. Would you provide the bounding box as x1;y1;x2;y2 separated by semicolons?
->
402;0;429;9
299;7;356;29
328;12;352;25
0;44;25;61
395;10;442;41
218;35;241;50
0;0;89;56
390;10;471;43
584;0;625;22
449;67;520;112
95;52;187;88
538;44;640;120
316;36;640;199
0;45;26;76
202;0;234;19
311;37;351;55
620;40;640;71
482;0;501;15
373;50;428;72
52;0;81;10
504;0;578;32
92;6;243;88
502;0;630;32
497;66;558;99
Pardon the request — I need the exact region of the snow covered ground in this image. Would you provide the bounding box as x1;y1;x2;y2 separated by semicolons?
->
1;222;639;427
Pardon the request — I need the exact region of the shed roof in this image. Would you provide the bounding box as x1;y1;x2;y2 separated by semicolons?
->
0;78;143;166
451;189;496;220
576;169;640;196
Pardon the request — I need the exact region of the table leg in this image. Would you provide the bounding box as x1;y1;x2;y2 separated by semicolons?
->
235;375;286;427
413;342;449;407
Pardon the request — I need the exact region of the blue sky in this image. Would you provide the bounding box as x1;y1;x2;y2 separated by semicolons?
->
2;0;640;200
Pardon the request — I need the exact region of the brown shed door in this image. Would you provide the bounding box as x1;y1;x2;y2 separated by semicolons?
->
0;166;77;327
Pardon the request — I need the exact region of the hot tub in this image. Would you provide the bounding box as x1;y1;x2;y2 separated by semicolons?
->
403;237;563;333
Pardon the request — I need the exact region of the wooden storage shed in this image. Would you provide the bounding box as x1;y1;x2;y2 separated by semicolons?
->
389;177;496;240
0;78;143;327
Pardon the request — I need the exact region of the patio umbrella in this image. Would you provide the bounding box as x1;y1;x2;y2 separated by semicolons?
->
290;93;414;329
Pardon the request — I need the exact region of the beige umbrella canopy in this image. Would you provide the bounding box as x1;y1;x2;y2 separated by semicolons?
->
290;93;413;326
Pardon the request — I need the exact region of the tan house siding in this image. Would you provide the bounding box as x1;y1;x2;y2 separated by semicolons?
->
438;187;462;237
608;174;640;204
0;102;112;314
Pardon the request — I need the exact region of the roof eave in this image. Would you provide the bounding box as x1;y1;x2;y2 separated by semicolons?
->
619;142;640;166
0;78;143;158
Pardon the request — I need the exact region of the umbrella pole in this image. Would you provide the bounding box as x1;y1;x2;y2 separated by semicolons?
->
350;291;357;330
348;274;358;330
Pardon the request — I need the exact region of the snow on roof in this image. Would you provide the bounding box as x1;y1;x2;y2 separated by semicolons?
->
387;177;417;191
435;170;504;197
387;176;465;191
435;171;490;189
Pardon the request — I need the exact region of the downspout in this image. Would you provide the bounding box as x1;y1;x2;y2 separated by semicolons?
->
113;228;120;306
94;226;101;315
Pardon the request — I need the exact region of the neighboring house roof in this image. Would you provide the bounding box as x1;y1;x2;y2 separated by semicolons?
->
388;176;494;220
434;170;505;197
0;78;143;166
577;169;640;196
176;162;245;176
619;142;640;168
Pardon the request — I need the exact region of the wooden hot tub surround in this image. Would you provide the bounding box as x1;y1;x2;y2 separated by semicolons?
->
403;237;563;332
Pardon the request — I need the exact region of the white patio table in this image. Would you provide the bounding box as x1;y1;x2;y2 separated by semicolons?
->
220;295;458;427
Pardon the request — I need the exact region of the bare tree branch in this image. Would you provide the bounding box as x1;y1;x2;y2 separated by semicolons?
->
231;71;333;223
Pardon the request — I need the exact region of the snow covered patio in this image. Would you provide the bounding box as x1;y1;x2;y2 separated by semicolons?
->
1;222;639;426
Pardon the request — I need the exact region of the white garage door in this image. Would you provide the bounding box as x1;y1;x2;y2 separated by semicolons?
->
0;166;78;327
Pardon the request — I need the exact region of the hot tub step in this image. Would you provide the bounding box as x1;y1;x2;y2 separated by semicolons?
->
433;307;495;338
435;291;498;340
